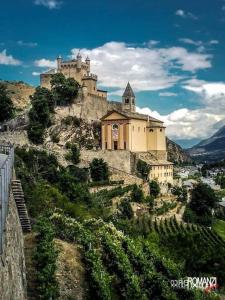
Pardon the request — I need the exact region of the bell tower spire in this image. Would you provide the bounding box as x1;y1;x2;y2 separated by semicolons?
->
122;82;136;112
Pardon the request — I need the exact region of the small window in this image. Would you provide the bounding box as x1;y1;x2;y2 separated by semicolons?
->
112;124;119;130
124;141;126;150
149;129;154;132
132;99;135;104
160;128;162;132
125;98;129;104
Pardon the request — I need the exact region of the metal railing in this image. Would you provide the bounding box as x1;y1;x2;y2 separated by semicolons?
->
0;144;14;254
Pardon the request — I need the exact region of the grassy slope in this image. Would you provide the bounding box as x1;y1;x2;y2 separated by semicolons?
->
213;219;225;241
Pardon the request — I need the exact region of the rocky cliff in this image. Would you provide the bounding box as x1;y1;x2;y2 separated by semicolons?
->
2;80;35;110
166;138;192;164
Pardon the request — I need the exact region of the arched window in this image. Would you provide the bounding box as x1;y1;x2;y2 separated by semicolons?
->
125;98;129;104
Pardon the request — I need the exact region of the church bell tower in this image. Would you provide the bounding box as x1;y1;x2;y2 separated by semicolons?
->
122;82;136;112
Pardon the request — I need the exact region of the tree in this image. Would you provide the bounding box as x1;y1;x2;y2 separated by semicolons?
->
65;144;80;164
90;158;109;182
149;180;160;198
189;183;218;216
119;198;133;219
50;73;80;106
171;186;187;202
0;82;14;122
136;160;151;180
130;184;144;203
28;87;52;144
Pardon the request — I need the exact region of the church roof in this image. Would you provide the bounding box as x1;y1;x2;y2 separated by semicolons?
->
101;109;163;123
122;82;135;98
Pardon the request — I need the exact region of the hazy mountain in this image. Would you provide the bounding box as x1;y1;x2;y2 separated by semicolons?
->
188;125;225;162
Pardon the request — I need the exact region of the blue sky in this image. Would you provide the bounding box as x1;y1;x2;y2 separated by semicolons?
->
1;0;225;147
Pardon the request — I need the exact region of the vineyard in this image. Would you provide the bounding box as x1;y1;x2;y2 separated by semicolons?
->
130;215;225;249
48;210;220;300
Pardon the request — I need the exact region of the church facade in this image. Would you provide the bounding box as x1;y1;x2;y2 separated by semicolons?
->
101;83;173;185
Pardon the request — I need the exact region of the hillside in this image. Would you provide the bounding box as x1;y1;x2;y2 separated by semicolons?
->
188;125;225;162
166;138;192;164
2;80;34;110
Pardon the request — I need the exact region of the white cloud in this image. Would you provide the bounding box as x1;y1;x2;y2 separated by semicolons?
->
209;40;219;45
32;71;40;76
71;42;211;91
175;9;198;20
34;58;56;68
17;40;38;47
34;0;62;9
179;38;203;46
147;40;160;47
136;80;225;140
159;92;177;97
0;49;21;65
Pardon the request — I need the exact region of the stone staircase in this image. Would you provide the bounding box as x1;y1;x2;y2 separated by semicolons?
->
11;180;31;232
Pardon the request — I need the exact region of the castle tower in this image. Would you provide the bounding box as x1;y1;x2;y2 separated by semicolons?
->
122;82;136;112
85;56;90;73
57;55;62;71
77;51;82;70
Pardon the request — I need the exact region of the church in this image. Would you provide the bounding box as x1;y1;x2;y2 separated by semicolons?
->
101;83;173;185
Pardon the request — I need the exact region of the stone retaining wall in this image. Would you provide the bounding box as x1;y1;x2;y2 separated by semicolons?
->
0;192;27;300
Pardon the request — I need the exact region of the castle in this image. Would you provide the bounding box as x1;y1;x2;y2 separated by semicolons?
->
40;54;173;185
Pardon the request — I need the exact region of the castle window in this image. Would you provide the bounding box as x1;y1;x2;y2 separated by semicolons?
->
125;98;129;104
149;129;154;132
124;141;126;150
132;99;135;104
160;129;162;132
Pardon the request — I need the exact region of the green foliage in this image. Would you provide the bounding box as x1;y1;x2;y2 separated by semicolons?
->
28;87;53;144
154;201;177;215
50;73;80;106
51;133;60;143
130;184;144;203
62;115;81;127
184;183;218;226
149;180;160;198
90;158;109;182
65;144;80;164
119;198;134;219
171;186;187;202
136;160;151;180
215;173;225;188
35;217;59;299
0;82;14;122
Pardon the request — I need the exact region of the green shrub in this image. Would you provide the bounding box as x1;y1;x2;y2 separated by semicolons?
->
130;184;144;203
136;159;151;180
35;217;59;300
51;133;60;143
149;180;160;198
90;158;109;182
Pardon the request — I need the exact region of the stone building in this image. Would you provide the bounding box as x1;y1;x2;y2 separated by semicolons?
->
40;52;107;99
40;53;122;121
101;83;173;185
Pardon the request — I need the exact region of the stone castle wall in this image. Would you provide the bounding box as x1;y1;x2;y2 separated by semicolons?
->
81;149;135;174
0;193;27;300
